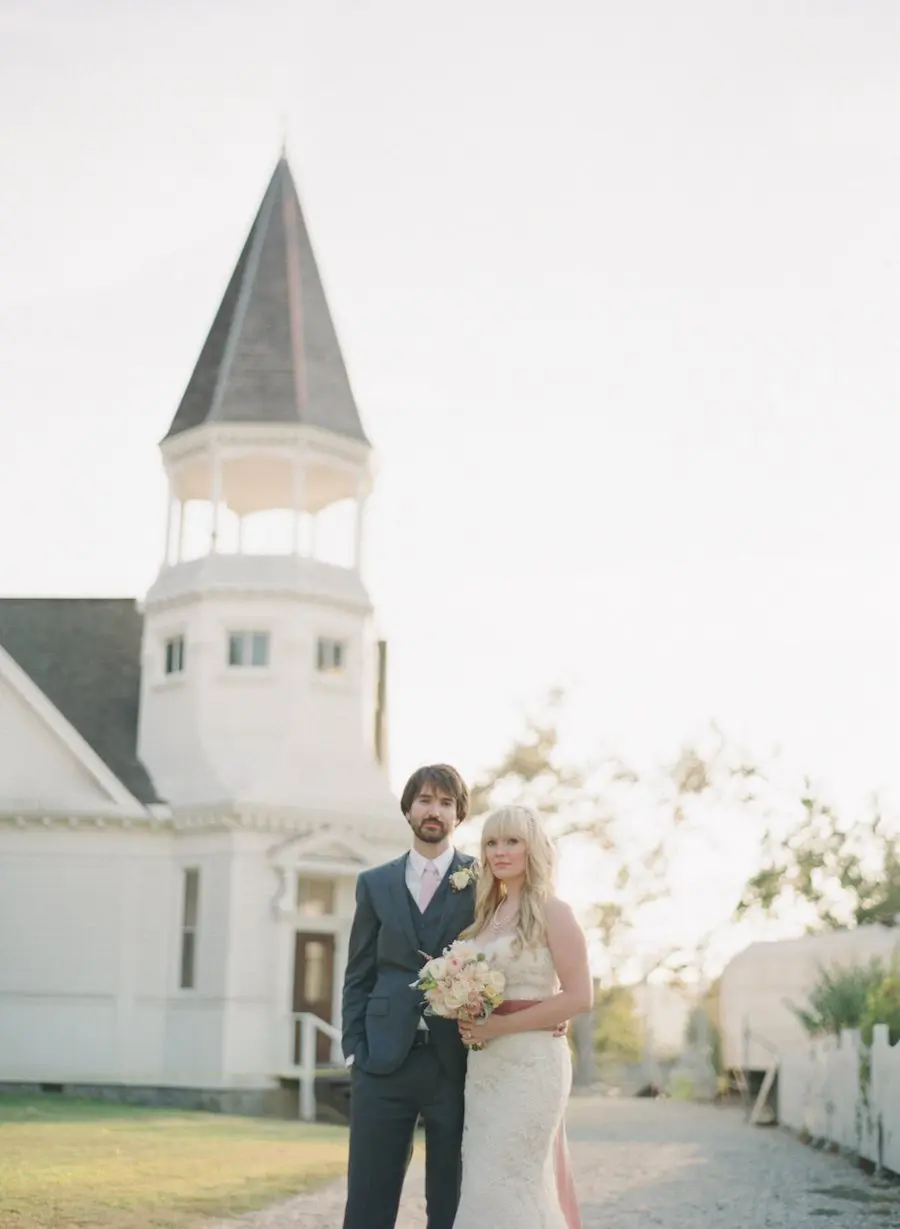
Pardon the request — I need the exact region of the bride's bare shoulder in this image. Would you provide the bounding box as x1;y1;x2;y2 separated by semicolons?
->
544;897;580;932
545;895;576;917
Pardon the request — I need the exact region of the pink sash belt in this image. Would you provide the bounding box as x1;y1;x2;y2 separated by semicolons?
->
490;999;582;1229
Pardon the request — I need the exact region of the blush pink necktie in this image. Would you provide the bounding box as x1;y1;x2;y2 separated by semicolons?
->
419;862;441;912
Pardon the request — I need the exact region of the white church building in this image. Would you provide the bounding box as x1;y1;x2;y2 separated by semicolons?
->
0;156;406;1113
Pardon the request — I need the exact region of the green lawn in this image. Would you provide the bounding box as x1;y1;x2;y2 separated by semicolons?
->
0;1095;349;1229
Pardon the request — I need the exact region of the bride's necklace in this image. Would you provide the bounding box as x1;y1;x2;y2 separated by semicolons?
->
490;899;518;933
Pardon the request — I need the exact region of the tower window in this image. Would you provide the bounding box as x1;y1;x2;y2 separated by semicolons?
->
164;635;186;675
228;631;270;668
317;637;347;674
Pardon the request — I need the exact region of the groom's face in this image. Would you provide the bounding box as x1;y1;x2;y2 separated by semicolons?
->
406;783;459;844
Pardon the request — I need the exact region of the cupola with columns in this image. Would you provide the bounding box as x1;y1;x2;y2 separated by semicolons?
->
137;156;394;825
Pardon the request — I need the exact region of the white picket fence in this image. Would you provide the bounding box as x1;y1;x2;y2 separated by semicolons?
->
778;1024;900;1175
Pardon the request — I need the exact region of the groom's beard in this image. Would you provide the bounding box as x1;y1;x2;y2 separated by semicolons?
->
412;818;451;844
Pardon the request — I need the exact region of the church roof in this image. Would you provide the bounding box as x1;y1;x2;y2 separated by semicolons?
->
0;599;159;805
164;156;368;444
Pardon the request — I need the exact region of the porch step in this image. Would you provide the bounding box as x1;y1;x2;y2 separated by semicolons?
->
278;1070;352;1125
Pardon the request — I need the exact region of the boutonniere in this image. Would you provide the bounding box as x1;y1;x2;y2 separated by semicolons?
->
449;863;479;892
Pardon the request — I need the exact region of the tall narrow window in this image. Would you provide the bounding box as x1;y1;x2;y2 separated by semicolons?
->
228;631;270;668
165;635;185;675
316;637;347;674
180;868;200;990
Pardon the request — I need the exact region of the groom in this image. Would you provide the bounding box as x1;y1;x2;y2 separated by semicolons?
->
341;763;476;1229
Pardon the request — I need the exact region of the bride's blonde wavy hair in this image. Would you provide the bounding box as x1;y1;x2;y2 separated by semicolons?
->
462;805;556;949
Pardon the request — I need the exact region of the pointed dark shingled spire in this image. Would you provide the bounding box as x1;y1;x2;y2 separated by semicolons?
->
165;157;368;443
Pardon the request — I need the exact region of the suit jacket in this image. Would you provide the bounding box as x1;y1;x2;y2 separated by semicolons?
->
341;849;478;1077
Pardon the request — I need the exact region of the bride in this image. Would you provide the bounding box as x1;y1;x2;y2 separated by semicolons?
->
452;805;592;1229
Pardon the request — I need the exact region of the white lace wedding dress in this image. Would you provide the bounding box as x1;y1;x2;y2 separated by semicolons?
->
452;932;573;1229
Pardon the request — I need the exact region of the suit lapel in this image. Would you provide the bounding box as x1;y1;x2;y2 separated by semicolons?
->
434;851;475;943
387;855;420;955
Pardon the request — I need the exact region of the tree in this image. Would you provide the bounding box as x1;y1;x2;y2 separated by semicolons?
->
735;786;900;931
468;687;615;848
687;977;723;1076
594;985;643;1064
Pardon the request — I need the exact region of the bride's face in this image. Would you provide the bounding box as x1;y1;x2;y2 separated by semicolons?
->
484;833;527;885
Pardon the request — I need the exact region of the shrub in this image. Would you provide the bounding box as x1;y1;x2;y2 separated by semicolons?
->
860;968;900;1047
789;959;887;1037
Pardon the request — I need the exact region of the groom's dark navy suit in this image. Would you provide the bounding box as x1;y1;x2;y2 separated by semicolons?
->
342;849;477;1229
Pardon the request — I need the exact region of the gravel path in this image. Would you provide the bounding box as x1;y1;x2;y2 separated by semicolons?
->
204;1098;900;1228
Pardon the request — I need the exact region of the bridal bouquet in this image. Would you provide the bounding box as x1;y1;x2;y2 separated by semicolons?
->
412;940;506;1050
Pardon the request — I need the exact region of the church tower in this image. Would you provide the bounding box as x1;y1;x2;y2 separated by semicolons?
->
137;157;395;829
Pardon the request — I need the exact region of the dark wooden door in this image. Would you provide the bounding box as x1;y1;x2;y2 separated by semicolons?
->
293;931;336;1064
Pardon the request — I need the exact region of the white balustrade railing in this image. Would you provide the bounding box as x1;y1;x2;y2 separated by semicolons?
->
779;1025;900;1176
291;1011;344;1122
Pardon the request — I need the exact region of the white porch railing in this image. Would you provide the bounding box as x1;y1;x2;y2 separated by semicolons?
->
291;1011;344;1122
779;1025;900;1176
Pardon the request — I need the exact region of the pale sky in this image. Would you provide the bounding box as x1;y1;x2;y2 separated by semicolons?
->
3;1;900;966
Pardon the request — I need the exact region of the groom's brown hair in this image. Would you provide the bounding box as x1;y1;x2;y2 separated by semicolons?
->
400;764;470;824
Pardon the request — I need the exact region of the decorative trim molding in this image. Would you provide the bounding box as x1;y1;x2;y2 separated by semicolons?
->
143;553;372;617
270;866;292;916
266;823;380;867
0;801;394;839
145;586;372;618
161;422;371;471
0;811;173;831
